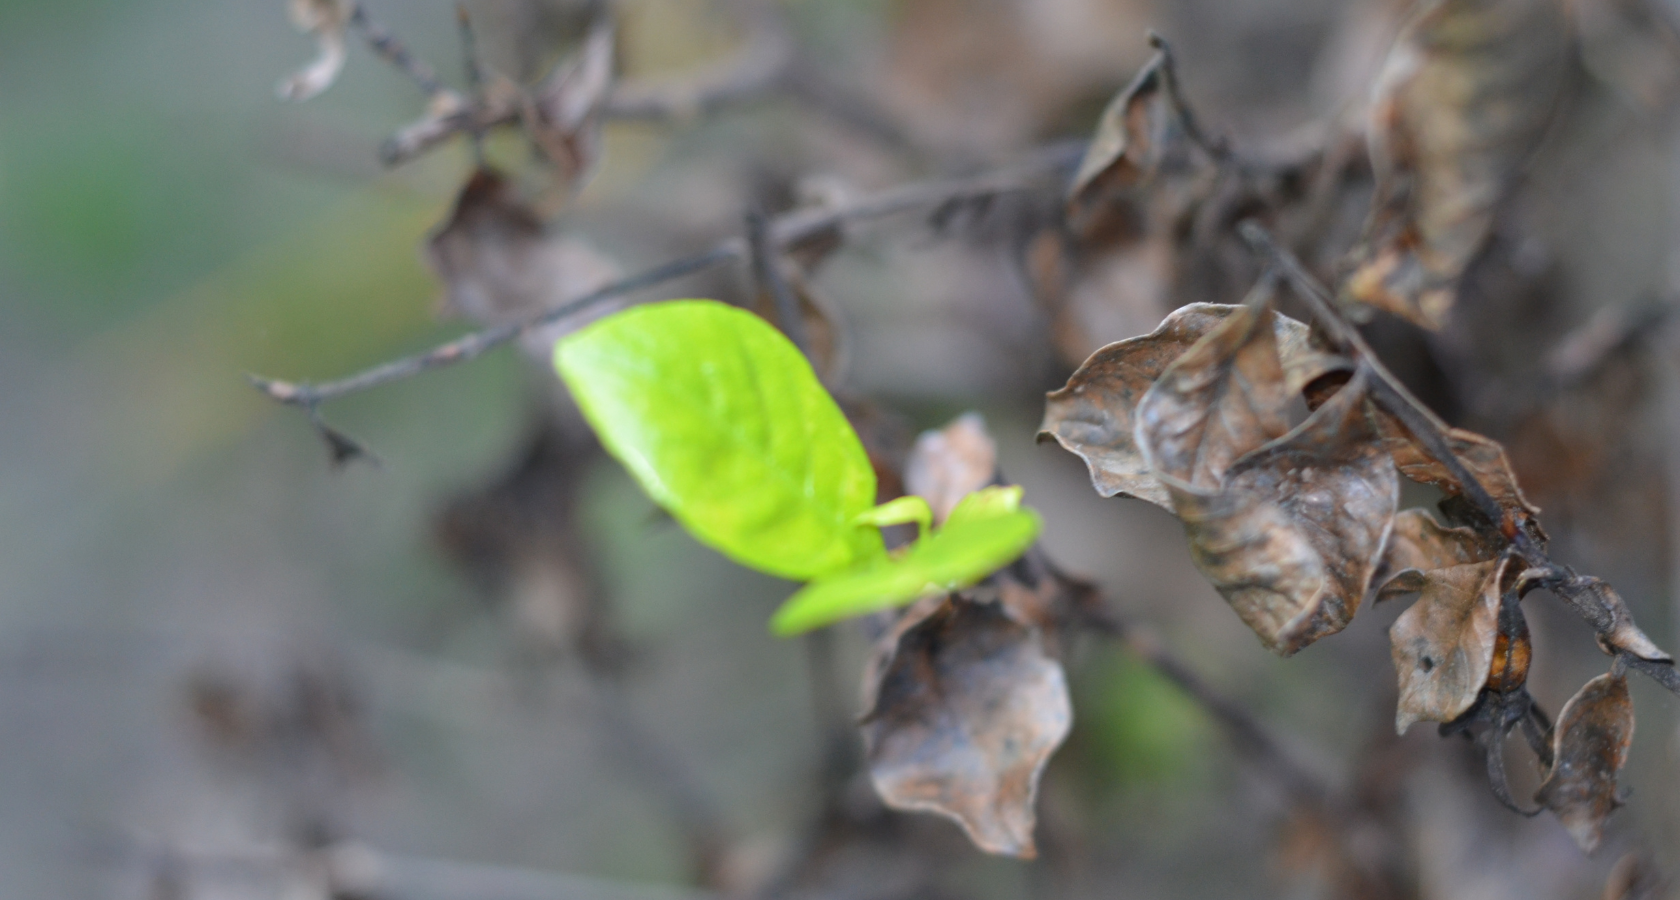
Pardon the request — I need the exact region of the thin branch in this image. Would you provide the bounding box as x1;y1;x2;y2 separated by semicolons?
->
346;2;447;98
249;147;1077;413
1146;31;1228;164
1237;221;1518;541
748;209;809;354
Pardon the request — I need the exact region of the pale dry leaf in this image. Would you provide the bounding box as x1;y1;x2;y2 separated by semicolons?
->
1040;302;1348;511
523;19;615;189
1371;507;1495;599
1157;371;1400;655
1389;556;1512;733
904;413;999;526
1536;671;1635;854
859;595;1071;859
277;0;353;101
424;168;623;360
1344;0;1569;329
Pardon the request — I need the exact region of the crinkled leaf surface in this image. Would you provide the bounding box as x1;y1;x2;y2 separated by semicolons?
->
1537;672;1635;854
1345;0;1569;329
905;413;998;524
771;500;1042;635
1144;360;1400;655
555;300;881;581
1389;557;1509;733
1040;303;1346;511
860;596;1070;859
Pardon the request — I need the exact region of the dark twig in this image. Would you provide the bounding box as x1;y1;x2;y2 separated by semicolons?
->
1238;221;1520;541
249;148;1076;415
1145;31;1228;165
748;209;809;355
1237;220;1680;700
346;2;447;98
455;4;488;167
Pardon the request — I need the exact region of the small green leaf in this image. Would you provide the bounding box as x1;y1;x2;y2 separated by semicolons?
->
854;495;934;538
555;300;882;580
770;505;1043;635
945;485;1023;527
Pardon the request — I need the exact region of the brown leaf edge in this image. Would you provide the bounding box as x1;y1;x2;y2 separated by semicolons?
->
858;594;1072;859
1536;669;1636;854
1039;302;1349;512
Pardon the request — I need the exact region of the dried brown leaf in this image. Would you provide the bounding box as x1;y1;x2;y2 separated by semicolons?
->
1149;366;1400;656
277;0;352;101
905;413;999;525
1536;671;1635;854
1139;300;1296;489
1344;0;1569;329
1371;507;1495;599
522;19;615;188
424;169;622;360
859;595;1071;859
1375;409;1543;523
1065;54;1173;240
1040;302;1347;511
1389;556;1512;733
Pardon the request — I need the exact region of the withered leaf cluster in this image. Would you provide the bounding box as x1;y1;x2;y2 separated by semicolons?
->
1042;277;1665;850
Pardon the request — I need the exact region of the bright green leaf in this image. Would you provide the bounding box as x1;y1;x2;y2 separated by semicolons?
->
770;506;1043;635
945;485;1023;527
555;299;882;580
854;495;933;538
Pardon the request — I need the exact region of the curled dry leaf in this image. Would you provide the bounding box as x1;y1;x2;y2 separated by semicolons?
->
1389;555;1514;733
859;595;1071;859
1374;408;1543;524
277;0;353;101
1039;302;1347;511
1344;0;1569;329
522;19;615;189
1164;370;1399;655
904;413;999;525
424;169;623;360
1536;671;1635;853
1140;300;1294;490
1065;52;1176;241
1371;507;1494;598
